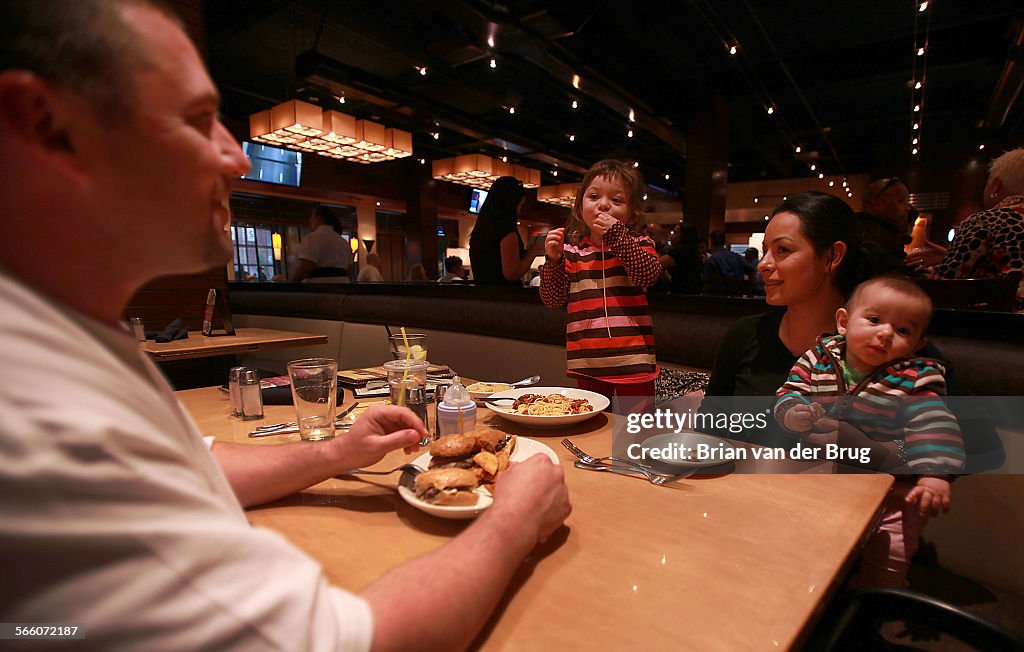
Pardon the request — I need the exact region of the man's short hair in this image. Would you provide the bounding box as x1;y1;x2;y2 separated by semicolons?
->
0;0;179;120
709;230;727;247
445;255;463;271
847;275;934;329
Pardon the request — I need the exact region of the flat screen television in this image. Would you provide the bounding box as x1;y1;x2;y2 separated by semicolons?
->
241;141;302;187
469;188;489;214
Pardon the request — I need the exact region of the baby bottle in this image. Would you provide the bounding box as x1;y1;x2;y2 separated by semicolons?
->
436;376;477;436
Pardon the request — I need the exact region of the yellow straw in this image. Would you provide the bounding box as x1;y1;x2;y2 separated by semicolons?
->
396;326;411;407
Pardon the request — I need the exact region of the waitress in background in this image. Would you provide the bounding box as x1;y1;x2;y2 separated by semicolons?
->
289;205;353;283
470;176;545;285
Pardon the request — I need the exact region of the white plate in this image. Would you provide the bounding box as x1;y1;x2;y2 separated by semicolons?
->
484;387;610;428
465;381;514;402
637;432;737;470
397;437;560;519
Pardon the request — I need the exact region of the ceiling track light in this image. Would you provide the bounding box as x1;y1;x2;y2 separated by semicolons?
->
489;58;497;69
766;105;775;115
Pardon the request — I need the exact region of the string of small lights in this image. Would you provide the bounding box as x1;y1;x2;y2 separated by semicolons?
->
911;1;932;160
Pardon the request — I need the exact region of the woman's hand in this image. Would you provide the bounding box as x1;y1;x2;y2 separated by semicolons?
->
545;228;565;260
905;240;946;268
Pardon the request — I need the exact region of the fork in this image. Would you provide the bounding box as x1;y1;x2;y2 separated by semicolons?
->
335;463;425;479
574;461;693;486
561;438;656;472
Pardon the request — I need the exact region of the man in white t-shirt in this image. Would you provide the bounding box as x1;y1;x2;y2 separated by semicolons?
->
289;205;354;283
0;2;571;650
357;252;385;282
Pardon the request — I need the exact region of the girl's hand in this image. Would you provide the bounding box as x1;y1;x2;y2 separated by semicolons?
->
591;213;618;243
545;228;565;260
783;404;814;432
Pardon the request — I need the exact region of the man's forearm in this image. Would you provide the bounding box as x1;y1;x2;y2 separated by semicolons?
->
363;507;539;652
211;440;343;507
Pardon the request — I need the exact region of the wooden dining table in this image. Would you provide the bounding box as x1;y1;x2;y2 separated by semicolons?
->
178;385;892;651
140;327;328;361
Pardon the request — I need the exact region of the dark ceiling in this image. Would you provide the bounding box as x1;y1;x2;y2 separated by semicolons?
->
204;0;1023;194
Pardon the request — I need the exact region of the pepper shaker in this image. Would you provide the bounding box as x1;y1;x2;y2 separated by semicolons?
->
239;369;264;421
228;366;246;417
130;317;145;341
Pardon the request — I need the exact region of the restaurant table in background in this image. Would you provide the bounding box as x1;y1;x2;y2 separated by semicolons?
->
177;386;892;651
141;327;328;361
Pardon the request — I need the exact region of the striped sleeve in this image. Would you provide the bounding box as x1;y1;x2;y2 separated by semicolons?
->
604;223;661;290
773;350;816;430
539;252;569;308
902;365;965;473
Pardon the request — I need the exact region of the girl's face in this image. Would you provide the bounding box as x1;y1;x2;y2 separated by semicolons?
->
758;211;842;306
580;175;632;231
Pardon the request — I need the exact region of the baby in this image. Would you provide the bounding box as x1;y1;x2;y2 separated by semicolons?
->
774;275;965;588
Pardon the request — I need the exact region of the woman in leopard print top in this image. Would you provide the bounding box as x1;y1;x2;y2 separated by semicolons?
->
932;148;1024;308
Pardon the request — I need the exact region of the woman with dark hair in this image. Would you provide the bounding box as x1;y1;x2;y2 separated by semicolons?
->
705;191;868;398
469;176;545;284
703;191;1001;473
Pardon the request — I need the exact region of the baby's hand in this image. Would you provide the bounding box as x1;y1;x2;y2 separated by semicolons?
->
545;228;565;260
906;475;952;517
782;404;815;432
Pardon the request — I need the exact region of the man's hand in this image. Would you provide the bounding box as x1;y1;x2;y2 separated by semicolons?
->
331;405;426;470
783;404;815;432
544;228;565;261
905;240;946;268
489;455;571;545
906;475;952;517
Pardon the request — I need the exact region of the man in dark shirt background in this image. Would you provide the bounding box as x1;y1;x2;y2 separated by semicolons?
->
856;177;915;273
702;230;753;294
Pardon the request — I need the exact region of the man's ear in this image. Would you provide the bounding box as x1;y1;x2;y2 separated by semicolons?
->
836;307;849;335
0;71;77;157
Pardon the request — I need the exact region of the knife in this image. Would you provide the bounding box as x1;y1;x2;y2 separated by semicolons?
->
248;402;361;438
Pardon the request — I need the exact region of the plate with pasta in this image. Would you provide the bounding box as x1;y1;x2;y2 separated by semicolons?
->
484;387;609;428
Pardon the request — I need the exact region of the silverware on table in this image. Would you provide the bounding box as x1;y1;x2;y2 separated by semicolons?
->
510;374;541;387
561;438;656;472
248;402;361;438
335;463;424;479
573;460;692;486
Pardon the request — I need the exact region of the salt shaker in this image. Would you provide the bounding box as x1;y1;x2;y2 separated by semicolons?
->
228;366;246;417
239;369;264;421
129;317;145;341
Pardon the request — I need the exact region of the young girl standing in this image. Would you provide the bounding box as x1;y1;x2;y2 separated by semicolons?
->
540;159;661;412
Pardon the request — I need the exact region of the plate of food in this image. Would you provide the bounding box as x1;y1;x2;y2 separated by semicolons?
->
483;387;609;428
397;429;559;519
465;381;514;402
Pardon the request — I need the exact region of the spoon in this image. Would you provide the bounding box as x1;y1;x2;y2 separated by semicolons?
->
511;374;541;387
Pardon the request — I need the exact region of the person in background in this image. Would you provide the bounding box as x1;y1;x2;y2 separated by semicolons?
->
702;229;753;294
645;222;672;292
469;176;545;284
437;255;467;283
744;247;765;294
357;251;385;282
774;276;963;588
856;177;914;273
407;263;429;282
908;148;1024;307
540;159;660;412
661;222;703;295
289;205;354;283
0;2;571;649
